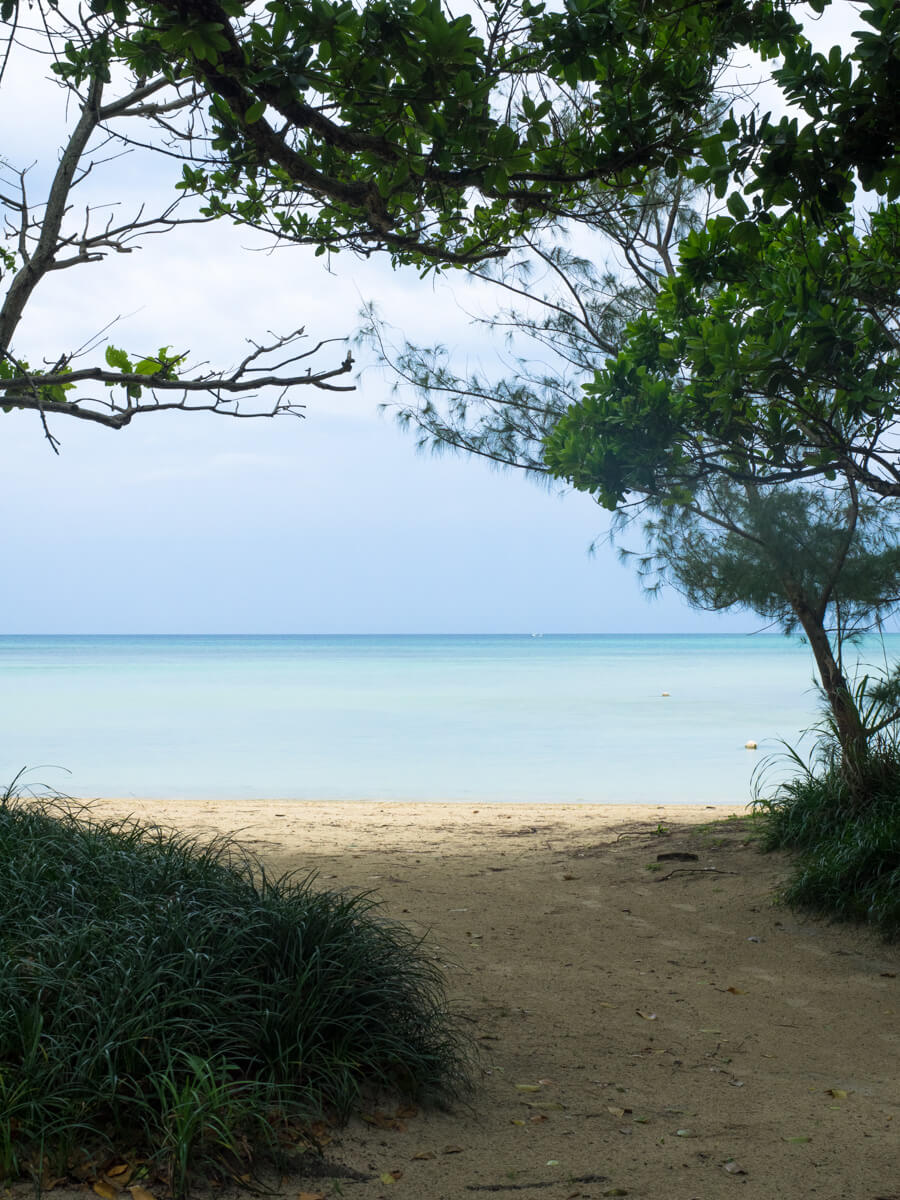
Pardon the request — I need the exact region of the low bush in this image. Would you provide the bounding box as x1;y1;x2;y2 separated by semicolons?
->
0;792;469;1192
754;737;900;940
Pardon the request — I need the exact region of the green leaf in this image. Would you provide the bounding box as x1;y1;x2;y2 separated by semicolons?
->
104;345;131;371
133;357;163;376
726;191;750;220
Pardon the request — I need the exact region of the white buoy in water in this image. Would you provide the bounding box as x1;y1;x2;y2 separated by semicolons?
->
745;740;758;750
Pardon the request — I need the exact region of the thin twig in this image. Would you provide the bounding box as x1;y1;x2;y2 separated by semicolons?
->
654;867;739;882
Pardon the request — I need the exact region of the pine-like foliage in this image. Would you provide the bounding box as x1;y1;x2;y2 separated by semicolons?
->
628;482;900;641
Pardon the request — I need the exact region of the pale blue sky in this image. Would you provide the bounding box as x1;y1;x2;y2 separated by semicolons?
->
0;3;864;634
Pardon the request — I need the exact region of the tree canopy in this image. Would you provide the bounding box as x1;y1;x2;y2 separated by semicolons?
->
544;1;900;507
4;0;898;454
1;0;811;441
41;0;802;266
544;204;900;508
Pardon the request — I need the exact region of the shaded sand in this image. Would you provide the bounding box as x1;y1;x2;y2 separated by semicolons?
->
40;800;900;1199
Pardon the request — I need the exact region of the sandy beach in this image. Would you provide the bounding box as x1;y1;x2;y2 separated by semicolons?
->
44;798;900;1200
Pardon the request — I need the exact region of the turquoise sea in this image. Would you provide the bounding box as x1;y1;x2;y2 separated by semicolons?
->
1;634;894;805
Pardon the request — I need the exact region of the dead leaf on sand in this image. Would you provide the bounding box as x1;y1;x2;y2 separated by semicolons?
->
128;1187;156;1200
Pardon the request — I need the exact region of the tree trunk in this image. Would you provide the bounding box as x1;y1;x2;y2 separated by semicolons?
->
786;588;869;805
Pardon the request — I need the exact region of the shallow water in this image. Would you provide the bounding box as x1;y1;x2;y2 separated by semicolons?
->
1;633;894;804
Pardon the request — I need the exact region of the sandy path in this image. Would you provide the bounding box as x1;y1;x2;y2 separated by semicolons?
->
40;800;900;1200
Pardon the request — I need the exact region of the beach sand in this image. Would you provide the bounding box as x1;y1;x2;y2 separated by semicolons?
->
31;799;900;1199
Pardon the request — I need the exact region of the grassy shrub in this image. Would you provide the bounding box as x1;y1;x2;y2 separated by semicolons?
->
753;737;900;940
0;793;469;1191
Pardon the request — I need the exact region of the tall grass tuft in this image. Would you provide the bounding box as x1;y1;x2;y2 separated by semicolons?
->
0;791;470;1191
753;699;900;940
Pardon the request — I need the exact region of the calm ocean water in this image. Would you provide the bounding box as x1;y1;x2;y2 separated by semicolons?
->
1;633;895;805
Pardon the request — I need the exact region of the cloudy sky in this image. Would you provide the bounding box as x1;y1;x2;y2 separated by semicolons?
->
0;3;864;634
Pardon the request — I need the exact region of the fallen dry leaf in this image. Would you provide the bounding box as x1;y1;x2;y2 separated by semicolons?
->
379;1170;402;1185
308;1122;333;1147
128;1187;156;1200
515;1083;541;1092
442;1145;463;1155
825;1088;849;1099
727;987;746;995
636;1011;657;1021
93;1184;117;1200
297;1193;326;1200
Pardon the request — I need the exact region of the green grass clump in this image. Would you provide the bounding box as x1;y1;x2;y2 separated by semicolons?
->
0;793;469;1191
753;739;900;940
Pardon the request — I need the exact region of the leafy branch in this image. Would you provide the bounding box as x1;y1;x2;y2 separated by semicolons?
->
0;330;353;441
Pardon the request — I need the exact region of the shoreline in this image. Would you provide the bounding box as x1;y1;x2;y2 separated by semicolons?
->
64;798;752;841
52;796;753;811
